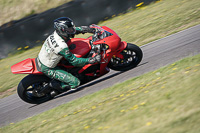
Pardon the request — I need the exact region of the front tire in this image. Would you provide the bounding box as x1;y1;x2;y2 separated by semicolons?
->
108;43;143;71
17;74;52;104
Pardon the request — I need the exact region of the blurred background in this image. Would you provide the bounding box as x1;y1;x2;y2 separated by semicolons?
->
0;0;156;59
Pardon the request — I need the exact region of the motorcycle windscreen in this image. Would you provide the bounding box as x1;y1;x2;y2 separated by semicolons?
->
67;38;91;58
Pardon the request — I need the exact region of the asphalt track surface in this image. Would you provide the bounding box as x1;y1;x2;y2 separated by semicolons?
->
0;24;200;127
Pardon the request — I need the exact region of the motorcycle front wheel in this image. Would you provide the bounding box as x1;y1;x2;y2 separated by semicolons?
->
108;43;143;71
17;74;52;104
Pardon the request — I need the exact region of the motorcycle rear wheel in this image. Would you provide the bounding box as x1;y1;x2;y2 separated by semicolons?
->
108;43;143;71
17;74;52;104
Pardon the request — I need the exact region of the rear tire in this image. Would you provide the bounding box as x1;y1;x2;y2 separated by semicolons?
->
108;43;143;71
17;74;52;104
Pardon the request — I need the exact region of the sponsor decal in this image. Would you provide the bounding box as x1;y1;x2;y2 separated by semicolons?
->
50;35;59;48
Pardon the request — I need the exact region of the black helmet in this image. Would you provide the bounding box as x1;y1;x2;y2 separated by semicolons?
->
54;17;76;38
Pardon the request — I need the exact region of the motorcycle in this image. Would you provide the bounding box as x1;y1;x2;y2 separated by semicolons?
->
11;25;143;104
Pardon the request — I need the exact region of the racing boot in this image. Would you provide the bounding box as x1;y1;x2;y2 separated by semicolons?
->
49;80;71;92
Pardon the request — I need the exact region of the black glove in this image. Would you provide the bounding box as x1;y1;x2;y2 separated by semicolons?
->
81;26;96;34
88;54;101;64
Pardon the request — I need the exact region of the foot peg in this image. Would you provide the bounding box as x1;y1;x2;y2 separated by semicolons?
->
50;90;59;97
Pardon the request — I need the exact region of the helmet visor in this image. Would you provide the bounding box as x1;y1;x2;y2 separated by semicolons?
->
66;25;76;34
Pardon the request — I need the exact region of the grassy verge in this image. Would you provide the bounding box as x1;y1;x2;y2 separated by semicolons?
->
0;46;42;97
1;53;200;132
100;0;200;45
0;0;72;26
1;0;200;98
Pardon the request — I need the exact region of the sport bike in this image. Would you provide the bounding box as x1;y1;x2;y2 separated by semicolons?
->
11;25;143;104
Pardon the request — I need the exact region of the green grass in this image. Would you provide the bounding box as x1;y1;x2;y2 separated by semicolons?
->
100;0;200;45
0;46;42;95
1;0;200;98
1;53;200;133
0;0;72;26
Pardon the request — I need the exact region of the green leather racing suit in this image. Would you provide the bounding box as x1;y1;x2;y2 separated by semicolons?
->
37;27;96;90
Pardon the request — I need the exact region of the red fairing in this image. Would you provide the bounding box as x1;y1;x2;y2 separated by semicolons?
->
67;38;91;57
117;41;128;54
11;26;127;77
113;41;127;59
11;58;42;74
93;26;121;51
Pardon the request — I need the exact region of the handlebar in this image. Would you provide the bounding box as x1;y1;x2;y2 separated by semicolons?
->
88;42;108;64
90;25;113;42
88;25;112;63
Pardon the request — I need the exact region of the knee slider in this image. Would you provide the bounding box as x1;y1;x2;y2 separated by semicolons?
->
73;77;80;88
70;77;80;89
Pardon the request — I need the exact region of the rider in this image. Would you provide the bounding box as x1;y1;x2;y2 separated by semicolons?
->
36;17;101;92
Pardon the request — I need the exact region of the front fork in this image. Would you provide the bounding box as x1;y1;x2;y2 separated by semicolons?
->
98;41;127;75
94;42;127;64
78;41;127;76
